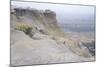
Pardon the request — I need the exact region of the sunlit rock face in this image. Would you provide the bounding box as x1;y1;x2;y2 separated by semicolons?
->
11;7;65;37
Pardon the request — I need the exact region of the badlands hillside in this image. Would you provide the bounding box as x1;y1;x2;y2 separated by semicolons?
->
10;7;95;66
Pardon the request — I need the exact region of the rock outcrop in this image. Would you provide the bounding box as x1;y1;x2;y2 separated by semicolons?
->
11;7;65;37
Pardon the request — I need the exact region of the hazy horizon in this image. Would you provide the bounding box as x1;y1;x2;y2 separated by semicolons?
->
11;1;95;24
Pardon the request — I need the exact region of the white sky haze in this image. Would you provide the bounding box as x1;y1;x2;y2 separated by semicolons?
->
11;1;95;24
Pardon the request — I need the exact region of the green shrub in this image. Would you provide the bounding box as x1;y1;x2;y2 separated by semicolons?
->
15;23;33;37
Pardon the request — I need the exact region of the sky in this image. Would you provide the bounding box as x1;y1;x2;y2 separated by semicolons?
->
11;1;95;24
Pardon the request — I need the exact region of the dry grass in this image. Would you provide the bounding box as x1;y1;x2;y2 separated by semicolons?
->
15;23;33;37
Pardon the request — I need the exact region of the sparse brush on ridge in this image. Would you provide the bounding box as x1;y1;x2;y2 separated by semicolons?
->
15;23;33;37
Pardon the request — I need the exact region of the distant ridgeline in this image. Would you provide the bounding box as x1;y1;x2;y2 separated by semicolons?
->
60;23;95;32
11;6;65;37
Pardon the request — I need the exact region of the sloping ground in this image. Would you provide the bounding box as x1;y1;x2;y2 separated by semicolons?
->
11;30;94;66
11;7;95;66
